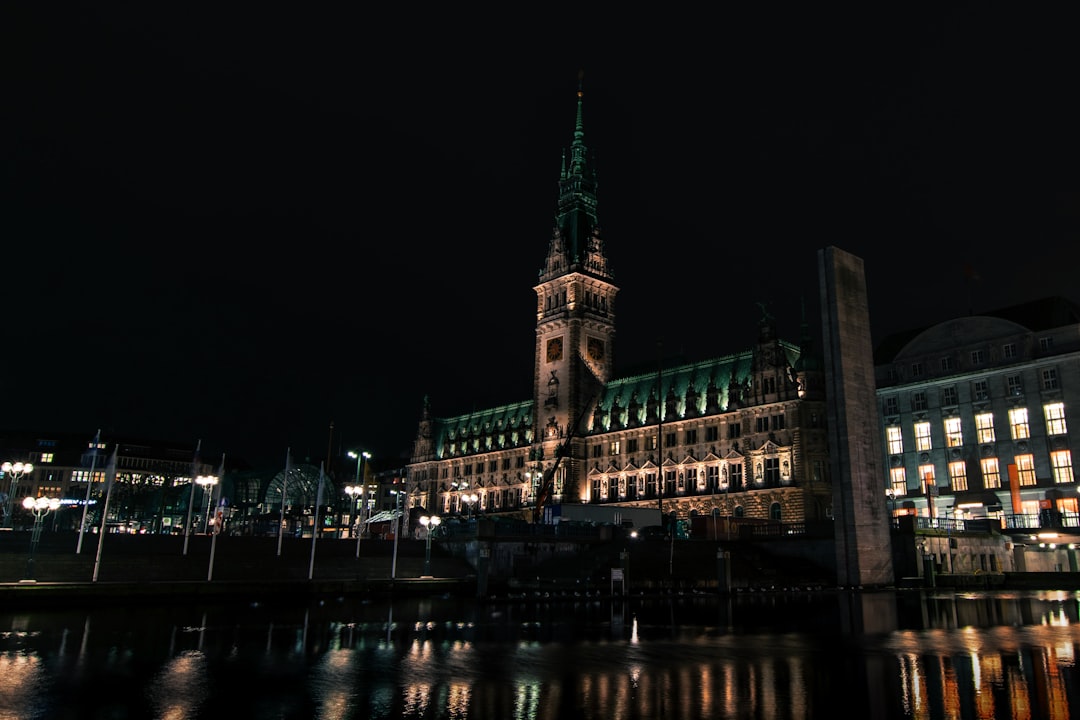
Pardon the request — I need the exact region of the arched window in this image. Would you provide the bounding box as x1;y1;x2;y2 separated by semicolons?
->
770;502;782;521
733;505;744;518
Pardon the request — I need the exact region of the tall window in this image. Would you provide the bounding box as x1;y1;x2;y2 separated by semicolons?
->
1008;408;1030;440
889;468;906;496
912;392;928;412
943;417;963;447
706;464;719;490
972;379;989;401
886;426;904;455
1050;450;1073;484
1002;342;1016;359
970;349;986;365
609;440;620;456
975;412;996;443
684;429;697;445
1007;375;1023;396
1044;402;1067;435
1014;453;1037;486
948;460;968;492
884;396;899;416
645;471;657;496
764;458;780;485
911;362;923;378
1042;368;1059;390
914;421;932;452
919;465;936;494
981;457;1001;488
941;386;958;406
664;469;677;496
730;462;743;490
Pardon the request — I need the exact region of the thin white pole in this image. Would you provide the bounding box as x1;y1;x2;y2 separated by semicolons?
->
182;440;201;556
308;462;326;580
75;429;101;554
277;448;290;557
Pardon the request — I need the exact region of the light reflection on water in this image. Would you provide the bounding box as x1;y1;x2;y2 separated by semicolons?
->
0;590;1076;718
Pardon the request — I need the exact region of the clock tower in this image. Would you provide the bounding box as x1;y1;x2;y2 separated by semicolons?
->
533;75;617;503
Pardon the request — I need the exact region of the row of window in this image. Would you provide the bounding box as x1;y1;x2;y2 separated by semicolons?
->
885;403;1067;454
886;449;1074;496
899;338;1055;380
883;370;1058;415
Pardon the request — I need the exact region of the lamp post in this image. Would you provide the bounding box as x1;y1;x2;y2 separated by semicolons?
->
195;475;218;534
22;495;60;581
464;493;478;519
347;450;372;537
390;489;404;580
419;514;441;577
345;485;363;557
885;489;896;518
2;461;34;530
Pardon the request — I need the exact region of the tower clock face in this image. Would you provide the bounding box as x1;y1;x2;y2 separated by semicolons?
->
587;337;605;362
546;337;563;362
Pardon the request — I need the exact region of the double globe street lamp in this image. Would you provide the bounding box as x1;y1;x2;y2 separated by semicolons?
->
195;475;219;534
418;514;442;577
1;461;34;530
23;495;60;581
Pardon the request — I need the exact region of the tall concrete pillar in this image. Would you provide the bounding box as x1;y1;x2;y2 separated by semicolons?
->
818;246;895;587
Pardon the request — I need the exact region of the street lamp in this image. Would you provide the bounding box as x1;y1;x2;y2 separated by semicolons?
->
22;495;60;580
2;461;34;530
345;484;363;557
463;492;478;519
419;514;441;576
347;450;372;538
196;475;218;534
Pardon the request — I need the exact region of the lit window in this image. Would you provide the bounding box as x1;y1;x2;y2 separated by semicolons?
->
1014;453;1036;486
889;467;906;496
914;421;932;452
1044;402;1067;436
1050;450;1073;484
975;413;995;444
39;453;54;464
981;457;1001;488
886;426;904;455
919;465;936;494
943;417;963;447
948;460;968;491
609;440;620;456
1008;408;1030;440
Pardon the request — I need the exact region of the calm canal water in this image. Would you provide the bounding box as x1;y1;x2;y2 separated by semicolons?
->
0;588;1077;719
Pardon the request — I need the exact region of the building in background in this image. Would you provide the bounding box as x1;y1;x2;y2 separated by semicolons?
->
406;81;832;533
873;296;1080;554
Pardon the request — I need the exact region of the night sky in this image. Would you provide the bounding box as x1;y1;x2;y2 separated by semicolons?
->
7;6;1079;471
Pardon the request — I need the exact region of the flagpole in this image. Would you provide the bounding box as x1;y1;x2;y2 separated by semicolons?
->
308;462;326;580
207;453;225;581
278;448;290;557
183;440;202;556
76;429;101;554
92;446;118;582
